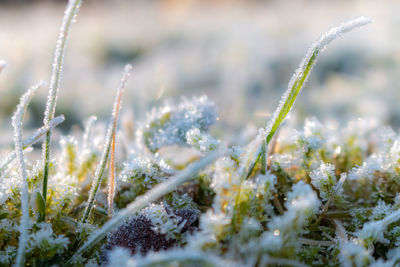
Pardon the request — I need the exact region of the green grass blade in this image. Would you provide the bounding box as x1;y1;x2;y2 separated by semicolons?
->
246;16;372;177
41;0;82;222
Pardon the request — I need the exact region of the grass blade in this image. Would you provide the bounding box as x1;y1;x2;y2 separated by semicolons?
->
107;132;117;219
246;16;372;177
41;0;82;222
71;148;223;260
82;64;132;223
12;82;43;267
0;115;65;174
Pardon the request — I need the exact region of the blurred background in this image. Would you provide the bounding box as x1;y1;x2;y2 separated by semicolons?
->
0;0;399;145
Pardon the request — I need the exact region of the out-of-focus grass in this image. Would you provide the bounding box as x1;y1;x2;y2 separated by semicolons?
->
0;0;399;144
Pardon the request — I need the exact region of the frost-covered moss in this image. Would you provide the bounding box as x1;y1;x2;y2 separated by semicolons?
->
1;3;399;267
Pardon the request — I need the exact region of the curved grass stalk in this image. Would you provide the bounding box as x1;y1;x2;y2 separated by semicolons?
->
41;0;82;222
12;81;44;267
71;149;223;260
0;115;65;174
232;16;372;232
82;64;132;223
245;17;372;177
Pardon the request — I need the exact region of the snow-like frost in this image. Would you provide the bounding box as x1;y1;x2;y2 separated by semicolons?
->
0;115;65;173
43;0;82;125
73;148;223;259
12;81;44;267
141;95;218;152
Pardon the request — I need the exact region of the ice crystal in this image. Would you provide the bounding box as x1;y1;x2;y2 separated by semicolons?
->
142;203;185;240
186;127;220;152
211;157;241;214
0;115;65;174
48;173;78;211
294;118;324;151
26;223;69;259
0;173;21;206
59;135;79;175
310;161;338;201
356;208;400;246
265;181;320;252
104;201;199;259
43;0;82;125
12;82;44;267
141;96;218;152
0;246;16;266
339;241;372;267
106;247;132;267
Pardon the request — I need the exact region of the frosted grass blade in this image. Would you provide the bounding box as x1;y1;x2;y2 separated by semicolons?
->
41;0;82;221
12;82;43;267
82;64;132;223
246;16;372;177
0;115;65;174
71;148;223;259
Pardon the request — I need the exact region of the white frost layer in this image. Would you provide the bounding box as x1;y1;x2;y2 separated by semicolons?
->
12;81;44;267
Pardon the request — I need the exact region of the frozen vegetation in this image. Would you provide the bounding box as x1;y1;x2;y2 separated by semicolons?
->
1;1;400;266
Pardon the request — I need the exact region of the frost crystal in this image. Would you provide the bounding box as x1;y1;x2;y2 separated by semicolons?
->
106;247;132;267
141;96;218;152
59;135;78;175
0;246;16;266
142;203;185;239
262;181;320;255
120;152;174;201
357;208;400;245
48;173;78;211
339;241;372;267
104;202;197;258
43;0;82;125
211;157;241;214
0;115;64;174
186;127;220;152
310;161;337;201
26;223;69;257
0;173;21;206
12;82;44;267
